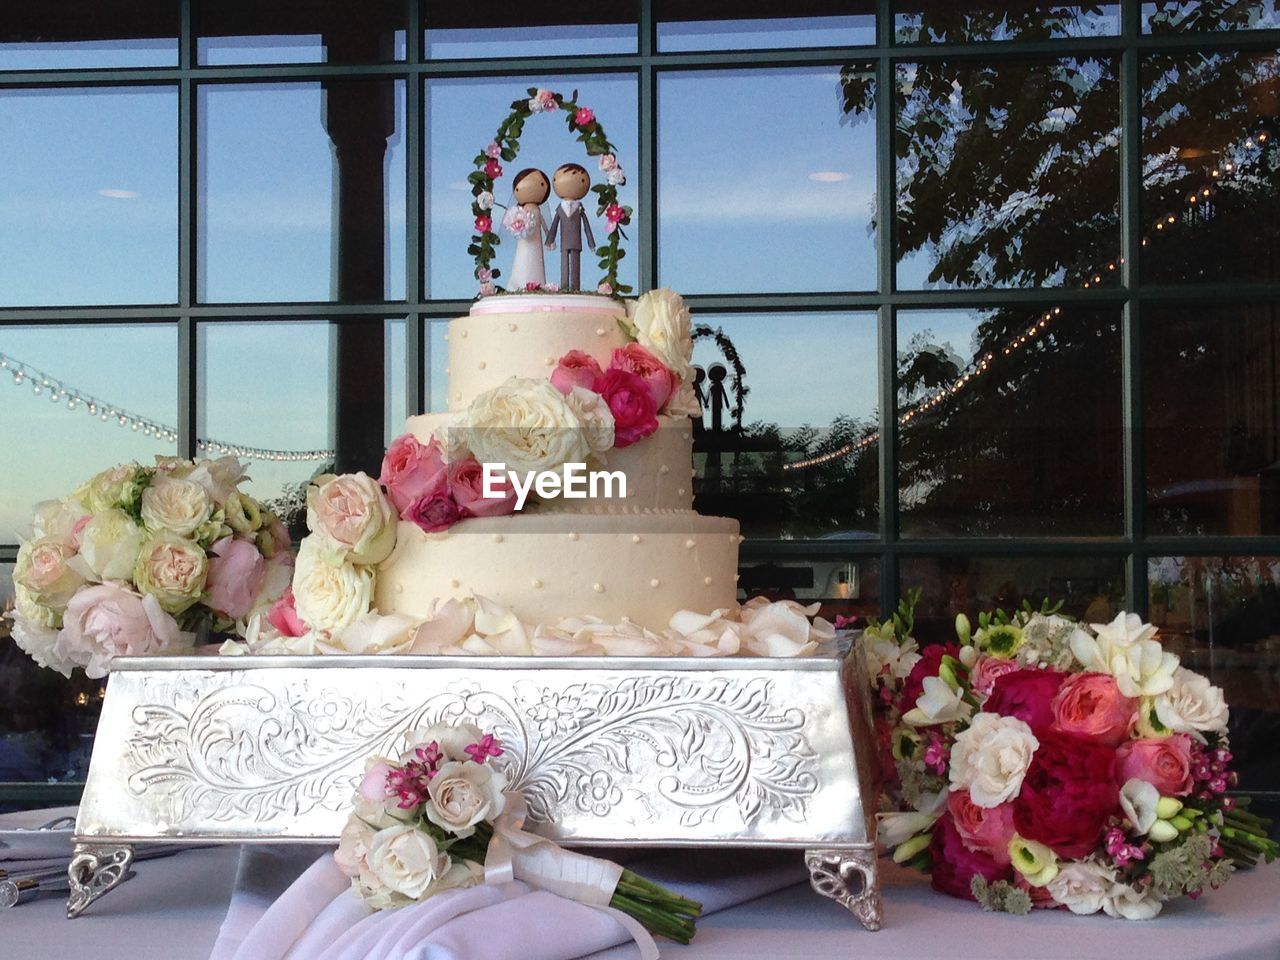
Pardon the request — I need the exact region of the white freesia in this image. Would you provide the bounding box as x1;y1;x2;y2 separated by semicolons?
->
1046;859;1117;915
948;712;1039;807
862;628;922;681
1154;667;1229;740
903;675;973;726
460;378;591;475
632;288;694;387
1119;778;1160;836
32;498;86;543
76;508;145;581
1103;881;1164;920
1070;620;1179;698
424;760;508;838
291;537;374;634
327;612;420;655
476;191;495;211
563;386;616;457
140;475;214;537
877;789;947;847
366;824;453;900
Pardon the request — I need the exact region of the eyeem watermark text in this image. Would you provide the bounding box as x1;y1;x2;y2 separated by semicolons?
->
483;462;627;510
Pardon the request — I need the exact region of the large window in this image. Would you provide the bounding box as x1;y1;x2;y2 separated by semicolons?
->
2;1;1279;810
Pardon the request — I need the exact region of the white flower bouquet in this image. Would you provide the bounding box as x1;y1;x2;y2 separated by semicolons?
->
7;456;292;677
338;723;702;945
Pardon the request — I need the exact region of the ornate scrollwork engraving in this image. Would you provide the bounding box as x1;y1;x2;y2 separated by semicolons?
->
123;673;819;830
67;843;134;918
806;846;882;931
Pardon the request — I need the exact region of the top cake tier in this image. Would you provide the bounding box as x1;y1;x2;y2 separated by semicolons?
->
444;294;630;411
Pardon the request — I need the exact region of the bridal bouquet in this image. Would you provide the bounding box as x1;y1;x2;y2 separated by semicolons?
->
869;594;1277;918
337;723;702;946
7;456;292;677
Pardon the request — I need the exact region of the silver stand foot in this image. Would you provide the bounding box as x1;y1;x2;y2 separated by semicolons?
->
67;843;134;918
805;846;882;931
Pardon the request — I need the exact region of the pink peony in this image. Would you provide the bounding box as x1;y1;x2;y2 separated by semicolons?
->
930;812;1012;902
406;490;461;533
57;582;180;678
267;586;308;637
947;790;1017;866
574;107;595;127
550;350;605;395
205;536;266;620
984;668;1069;737
475;214;492;234
970;654;1021;698
595;368;659;448
1051;673;1136;747
1117;734;1195;797
69;514;92;549
608;343;674;410
484;158;502;179
379;433;447;514
448;457;517;518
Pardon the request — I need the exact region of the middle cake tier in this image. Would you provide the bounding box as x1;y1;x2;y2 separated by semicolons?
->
375;513;742;632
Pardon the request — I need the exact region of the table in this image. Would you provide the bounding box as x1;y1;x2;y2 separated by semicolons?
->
4;843;1280;959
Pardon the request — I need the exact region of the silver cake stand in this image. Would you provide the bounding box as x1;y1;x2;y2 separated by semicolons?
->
67;648;883;929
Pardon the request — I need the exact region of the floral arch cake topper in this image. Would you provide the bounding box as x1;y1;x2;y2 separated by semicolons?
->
468;87;633;298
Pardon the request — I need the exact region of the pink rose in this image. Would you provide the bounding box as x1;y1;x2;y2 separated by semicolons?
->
947;790;1017;866
599;154;618;172
57;581;180;678
380;434;447;514
484;158;502;179
307;472;396;564
267;586;308;637
1051;673;1136;747
550;350;605;395
525;281;541;291
205;536;266;620
574;107;595;126
605;203;625;224
70;514;92;549
448;458;517;518
406;490;461;533
597;282;613;295
596;368;659;448
358;760;396;803
1116;734;1194;797
608;343;674;410
970;654;1022;699
485;141;501;159
16;539;85;610
475;214;492;234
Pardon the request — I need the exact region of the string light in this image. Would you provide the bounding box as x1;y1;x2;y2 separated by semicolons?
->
0;351;333;464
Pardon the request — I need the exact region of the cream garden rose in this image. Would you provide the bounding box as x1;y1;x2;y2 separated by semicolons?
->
949;712;1039;807
306;472;397;564
632;288;694;387
141;475;214;537
460;378;591;474
424;760;507;838
31;498;86;543
1046;859;1117;915
14;537;86;611
563;386;616;457
134;531;209;614
365;824;452;900
291;537;375;634
83;462;143;513
77;508;146;581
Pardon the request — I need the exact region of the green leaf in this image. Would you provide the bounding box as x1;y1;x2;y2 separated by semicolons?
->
500;147;516;162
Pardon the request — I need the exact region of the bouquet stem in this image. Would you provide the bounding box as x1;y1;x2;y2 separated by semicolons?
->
610;870;702;944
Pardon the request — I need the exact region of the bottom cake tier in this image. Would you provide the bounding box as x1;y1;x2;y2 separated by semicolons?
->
375;513;742;631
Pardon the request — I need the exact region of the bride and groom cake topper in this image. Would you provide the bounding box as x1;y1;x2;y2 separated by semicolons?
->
504;162;597;291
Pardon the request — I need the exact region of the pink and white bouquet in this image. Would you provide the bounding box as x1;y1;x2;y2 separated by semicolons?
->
338;723;701;945
7;456;292;677
869;593;1277;918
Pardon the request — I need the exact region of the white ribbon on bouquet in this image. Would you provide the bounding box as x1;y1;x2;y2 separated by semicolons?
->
484;793;660;960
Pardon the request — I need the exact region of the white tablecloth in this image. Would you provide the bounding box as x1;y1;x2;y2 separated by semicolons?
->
5;842;1280;960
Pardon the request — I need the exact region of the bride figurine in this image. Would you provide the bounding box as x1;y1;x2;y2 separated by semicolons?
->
503;167;552;290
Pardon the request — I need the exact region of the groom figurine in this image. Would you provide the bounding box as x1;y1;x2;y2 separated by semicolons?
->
545;163;595;291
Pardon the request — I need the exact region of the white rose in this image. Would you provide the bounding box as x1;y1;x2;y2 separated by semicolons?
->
335;818;376;878
948;712;1039;807
460;378;591;475
133;531;208;614
305;472;398;564
425;760;508;838
141;476;214;536
564;386;616;457
664;382;701;418
32;498;87;543
1103;881;1164;920
77;508;145;581
365;824;451;900
476;191;495;211
328;611;418;655
632;288;694;386
606;166;626;186
291;536;374;634
1046;859;1116;915
1154;667;1228;740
